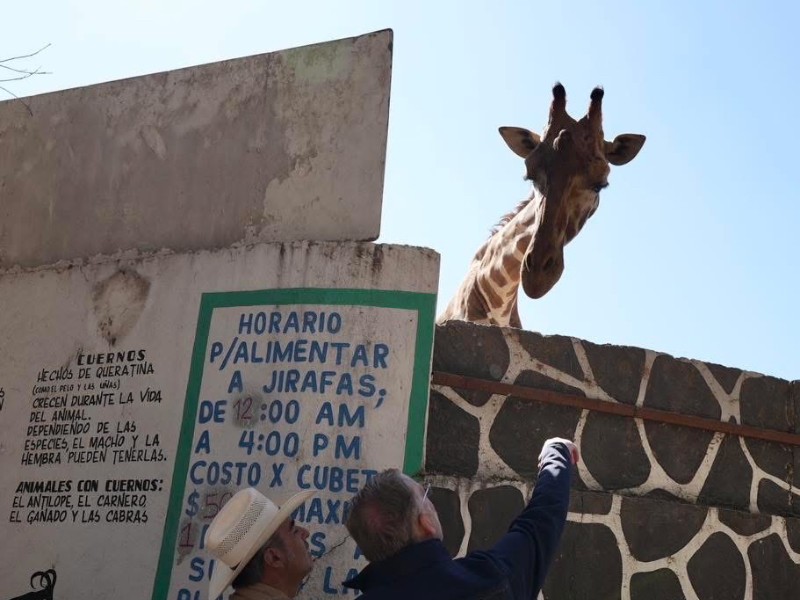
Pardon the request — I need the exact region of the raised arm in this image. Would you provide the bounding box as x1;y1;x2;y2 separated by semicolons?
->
484;438;577;599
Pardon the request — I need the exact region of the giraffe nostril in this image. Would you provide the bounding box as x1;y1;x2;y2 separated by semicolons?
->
542;257;554;271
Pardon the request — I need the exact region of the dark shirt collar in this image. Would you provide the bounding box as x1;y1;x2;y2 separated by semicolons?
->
344;539;452;591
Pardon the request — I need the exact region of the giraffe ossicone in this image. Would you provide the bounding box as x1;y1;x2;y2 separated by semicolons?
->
438;84;646;328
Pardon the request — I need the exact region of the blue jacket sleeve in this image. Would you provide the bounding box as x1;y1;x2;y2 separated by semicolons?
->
484;442;572;599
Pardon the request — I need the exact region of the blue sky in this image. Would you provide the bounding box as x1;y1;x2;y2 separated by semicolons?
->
4;1;799;380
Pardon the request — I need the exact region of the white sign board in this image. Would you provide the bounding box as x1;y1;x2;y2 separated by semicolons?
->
0;242;438;600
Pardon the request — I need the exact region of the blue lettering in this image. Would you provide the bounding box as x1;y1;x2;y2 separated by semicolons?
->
327;312;342;333
313;433;330;457
351;345;369;367
238;313;253;335
297;464;311;489
198;400;227;424
315;402;365;427
331;342;350;365
374;344;389;368
321;371;336;392
272;341;293;362
286;400;300;423
296;465;378;493
286;370;300;392
199;523;210;550
344;569;360;592
335;373;354;395
264;399;301;424
269;312;281;334
309;341;327;363
358;374;376;397
323;567;337;594
335;435;361;460
307;500;324;523
262;431;298;458
309;531;326;558
189;460;261;486
194;430;211;454
209;342;223;364
316;402;334;426
302;371;318;392
254;312;266;334
325;499;342;524
317;465;336;492
339;404;365;428
285;312;299;332
188;556;206;582
233;341;249;364
269;462;285;487
293;339;308;362
293;498;349;525
321;566;359;595
250;342;264;363
303;311;317;333
228;371;243;394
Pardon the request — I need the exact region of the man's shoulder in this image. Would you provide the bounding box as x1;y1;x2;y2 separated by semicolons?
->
424;551;509;596
454;549;508;579
356;553;509;600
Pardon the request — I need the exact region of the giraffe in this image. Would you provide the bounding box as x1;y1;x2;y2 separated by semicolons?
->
438;84;646;328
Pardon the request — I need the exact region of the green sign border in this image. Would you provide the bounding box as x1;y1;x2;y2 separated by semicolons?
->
152;287;436;600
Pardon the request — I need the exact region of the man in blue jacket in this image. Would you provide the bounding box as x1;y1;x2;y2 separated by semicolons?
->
343;438;578;599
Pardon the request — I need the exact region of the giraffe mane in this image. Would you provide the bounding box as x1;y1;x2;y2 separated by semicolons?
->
472;197;533;262
489;197;532;238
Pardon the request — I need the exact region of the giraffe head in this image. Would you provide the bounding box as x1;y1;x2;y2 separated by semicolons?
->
499;83;645;299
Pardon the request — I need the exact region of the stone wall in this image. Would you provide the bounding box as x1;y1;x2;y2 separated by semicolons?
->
426;321;800;599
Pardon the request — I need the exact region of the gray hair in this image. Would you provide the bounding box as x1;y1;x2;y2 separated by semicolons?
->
231;532;285;589
344;469;420;562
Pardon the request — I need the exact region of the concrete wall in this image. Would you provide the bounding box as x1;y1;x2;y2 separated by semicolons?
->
0;27;449;600
0;241;439;600
0;26;448;600
427;321;800;599
0;30;392;269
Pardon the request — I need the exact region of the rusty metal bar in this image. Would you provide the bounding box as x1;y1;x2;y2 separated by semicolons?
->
431;371;800;447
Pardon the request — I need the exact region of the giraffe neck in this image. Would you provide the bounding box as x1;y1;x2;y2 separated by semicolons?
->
439;190;542;327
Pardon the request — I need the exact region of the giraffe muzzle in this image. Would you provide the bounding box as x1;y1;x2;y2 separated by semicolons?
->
521;248;565;299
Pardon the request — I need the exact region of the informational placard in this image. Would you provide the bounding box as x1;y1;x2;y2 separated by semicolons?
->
0;241;439;600
11;348;165;516
154;289;434;600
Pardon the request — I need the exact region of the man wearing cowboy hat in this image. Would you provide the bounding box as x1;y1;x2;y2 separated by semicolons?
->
206;488;315;600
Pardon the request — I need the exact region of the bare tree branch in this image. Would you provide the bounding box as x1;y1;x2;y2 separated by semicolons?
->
0;85;33;116
0;67;46;83
0;44;51;116
0;44;51;64
0;63;51;75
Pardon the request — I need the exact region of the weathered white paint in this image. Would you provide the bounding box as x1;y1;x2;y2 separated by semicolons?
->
0;241;439;600
0;30;392;269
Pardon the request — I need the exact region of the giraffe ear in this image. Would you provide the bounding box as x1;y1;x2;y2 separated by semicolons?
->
604;134;646;166
499;127;541;158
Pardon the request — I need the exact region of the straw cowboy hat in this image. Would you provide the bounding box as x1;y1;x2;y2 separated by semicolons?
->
206;487;314;600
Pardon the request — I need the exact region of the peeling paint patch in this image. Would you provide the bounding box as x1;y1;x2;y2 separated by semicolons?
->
140;125;167;160
92;269;151;345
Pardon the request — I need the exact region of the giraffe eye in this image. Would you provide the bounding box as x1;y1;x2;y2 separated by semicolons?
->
591;182;608;193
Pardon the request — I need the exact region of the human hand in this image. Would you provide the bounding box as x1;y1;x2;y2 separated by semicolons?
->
539;437;580;466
